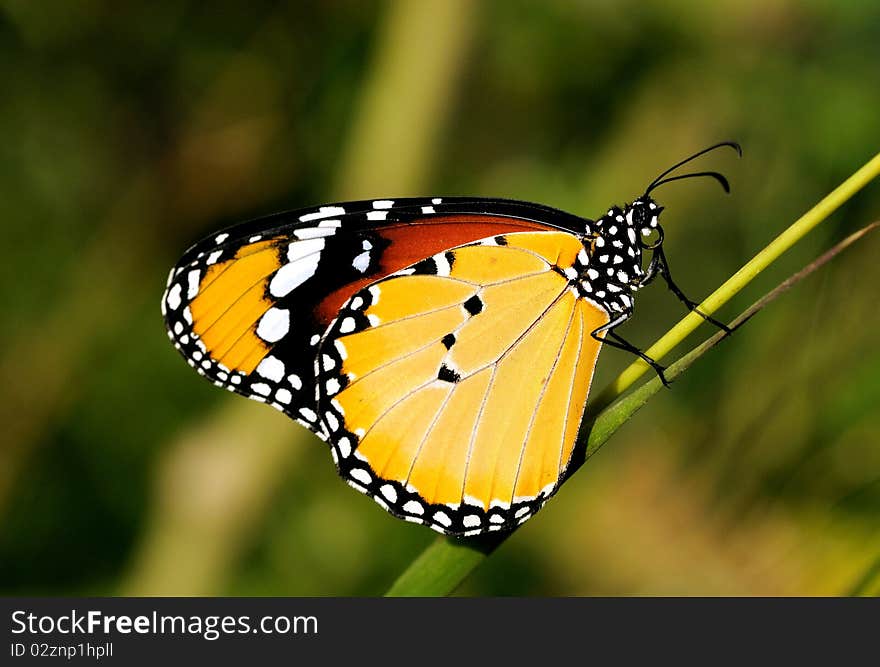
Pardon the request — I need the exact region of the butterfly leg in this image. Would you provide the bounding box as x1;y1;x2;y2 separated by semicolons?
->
653;248;732;334
591;316;670;387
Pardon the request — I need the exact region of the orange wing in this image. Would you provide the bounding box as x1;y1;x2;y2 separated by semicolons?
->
316;231;609;535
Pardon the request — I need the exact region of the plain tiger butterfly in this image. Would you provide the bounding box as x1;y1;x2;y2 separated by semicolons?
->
162;142;740;536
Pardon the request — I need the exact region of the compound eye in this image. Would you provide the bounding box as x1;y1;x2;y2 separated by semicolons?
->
640;226;664;249
633;206;647;226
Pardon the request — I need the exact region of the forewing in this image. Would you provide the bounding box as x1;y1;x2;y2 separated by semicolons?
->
162;198;586;437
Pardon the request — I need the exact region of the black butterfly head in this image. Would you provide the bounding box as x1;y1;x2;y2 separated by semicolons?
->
577;201;660;308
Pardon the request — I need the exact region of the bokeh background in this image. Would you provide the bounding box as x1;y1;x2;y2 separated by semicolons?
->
1;0;878;596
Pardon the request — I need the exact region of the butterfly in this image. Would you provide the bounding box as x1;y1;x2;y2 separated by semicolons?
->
162;142;739;536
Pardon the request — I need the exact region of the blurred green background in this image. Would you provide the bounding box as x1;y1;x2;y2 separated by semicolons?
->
1;0;878;596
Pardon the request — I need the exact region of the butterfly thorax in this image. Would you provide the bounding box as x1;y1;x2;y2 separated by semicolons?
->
573;196;663;317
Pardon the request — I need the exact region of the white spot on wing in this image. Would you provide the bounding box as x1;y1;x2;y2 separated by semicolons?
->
287;238;325;262
270;256;320;297
434;253;451;277
166;284;182;310
294;226;336;240
256;308;290;343
250;382;271;396
256;356;285;382
352;251;370;273
350;468;372;485
432;511;452;527
403;500;424;515
186;270;201;299
337;437;352;458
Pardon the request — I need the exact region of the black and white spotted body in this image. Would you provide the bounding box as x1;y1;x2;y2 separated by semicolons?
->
573;197;664;322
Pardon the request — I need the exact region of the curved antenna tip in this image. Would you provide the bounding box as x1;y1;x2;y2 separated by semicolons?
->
722;141;743;158
644;141;741;195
